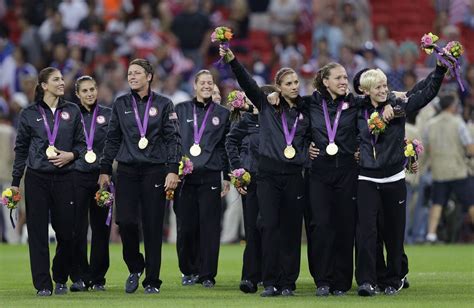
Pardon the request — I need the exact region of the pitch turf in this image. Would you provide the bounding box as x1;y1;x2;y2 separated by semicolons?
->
0;243;473;307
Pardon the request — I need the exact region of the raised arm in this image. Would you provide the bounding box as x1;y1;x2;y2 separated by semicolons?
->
403;65;447;113
220;46;266;111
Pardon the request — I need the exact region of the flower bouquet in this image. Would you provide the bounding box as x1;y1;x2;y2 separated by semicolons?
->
95;183;115;226
1;188;21;210
2;188;21;228
166;156;194;200
227;90;248;122
211;26;233;67
367;111;386;135
229;168;251;189
420;32;465;91
404;139;424;173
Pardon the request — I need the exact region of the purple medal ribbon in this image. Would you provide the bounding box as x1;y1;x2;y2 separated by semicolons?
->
80;106;98;151
427;44;465;92
131;93;153;139
214;42;230;69
105;182;115;227
322;100;343;145
193;103;215;144
281;110;300;146
38;106;61;146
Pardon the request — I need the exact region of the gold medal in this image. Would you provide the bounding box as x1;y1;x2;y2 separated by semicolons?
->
326;143;338;156
46;145;57;158
85;150;97;163
138;137;148;149
190;143;201;157
284;145;296;159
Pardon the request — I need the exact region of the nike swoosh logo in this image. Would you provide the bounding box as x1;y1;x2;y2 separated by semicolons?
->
297;195;303;200
211;186;218;190
36;118;43;122
124;110;133;114
399;200;405;204
155;184;163;188
186;119;193;123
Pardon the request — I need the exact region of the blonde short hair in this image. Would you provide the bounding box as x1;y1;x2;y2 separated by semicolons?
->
359;69;387;92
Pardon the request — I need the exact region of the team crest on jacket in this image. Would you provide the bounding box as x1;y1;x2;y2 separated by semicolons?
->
212;116;220;126
149;107;158;117
60;111;70;120
96;115;106;124
342;102;349;110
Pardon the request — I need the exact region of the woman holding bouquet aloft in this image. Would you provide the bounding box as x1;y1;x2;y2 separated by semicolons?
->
355;63;447;296
173;70;231;288
11;67;86;296
69;76;112;292
220;46;310;297
98;59;181;294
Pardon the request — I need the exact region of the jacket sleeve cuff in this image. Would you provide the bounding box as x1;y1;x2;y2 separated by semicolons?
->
229;57;238;68
223;172;231;181
100;165;113;175
435;64;448;75
12;177;21;187
167;163;179;175
72;150;80;160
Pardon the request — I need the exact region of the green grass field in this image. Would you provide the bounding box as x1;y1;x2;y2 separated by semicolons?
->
0;243;473;307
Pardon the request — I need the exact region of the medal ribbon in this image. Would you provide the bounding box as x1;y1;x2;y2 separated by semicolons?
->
193;103;215;144
131;93;153;138
281;110;300;146
322;100;343;145
38;106;61;146
80;106;98;151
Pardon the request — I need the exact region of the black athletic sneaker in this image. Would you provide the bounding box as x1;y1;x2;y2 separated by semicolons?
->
357;283;376;296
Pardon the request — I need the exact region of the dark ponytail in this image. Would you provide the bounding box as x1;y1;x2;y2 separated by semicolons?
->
34;67;60;102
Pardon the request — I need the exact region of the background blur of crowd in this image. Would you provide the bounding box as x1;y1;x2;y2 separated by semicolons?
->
1;0;474;244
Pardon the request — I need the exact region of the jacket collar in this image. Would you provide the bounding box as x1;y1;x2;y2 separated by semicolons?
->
193;96;214;109
79;101;98;114
37;97;68;110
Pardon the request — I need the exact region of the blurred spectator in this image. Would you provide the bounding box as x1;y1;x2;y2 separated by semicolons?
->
340;0;372;52
275;33;306;70
358;41;391;73
50;44;83;97
425;93;474;243
373;24;397;68
0;25;16;98
171;0;212;71
338;44;365;85
46;10;69;55
247;0;270;31
311;38;334;69
12;47;37;93
228;0;249;40
464;0;474;28
59;0;89;31
388;41;420;91
17;15;44;68
313;4;344;59
268;0;301;36
463;64;474;121
160;73;192;105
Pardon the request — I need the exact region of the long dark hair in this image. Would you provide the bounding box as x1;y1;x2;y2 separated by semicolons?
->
313;62;343;94
34;67;60;102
